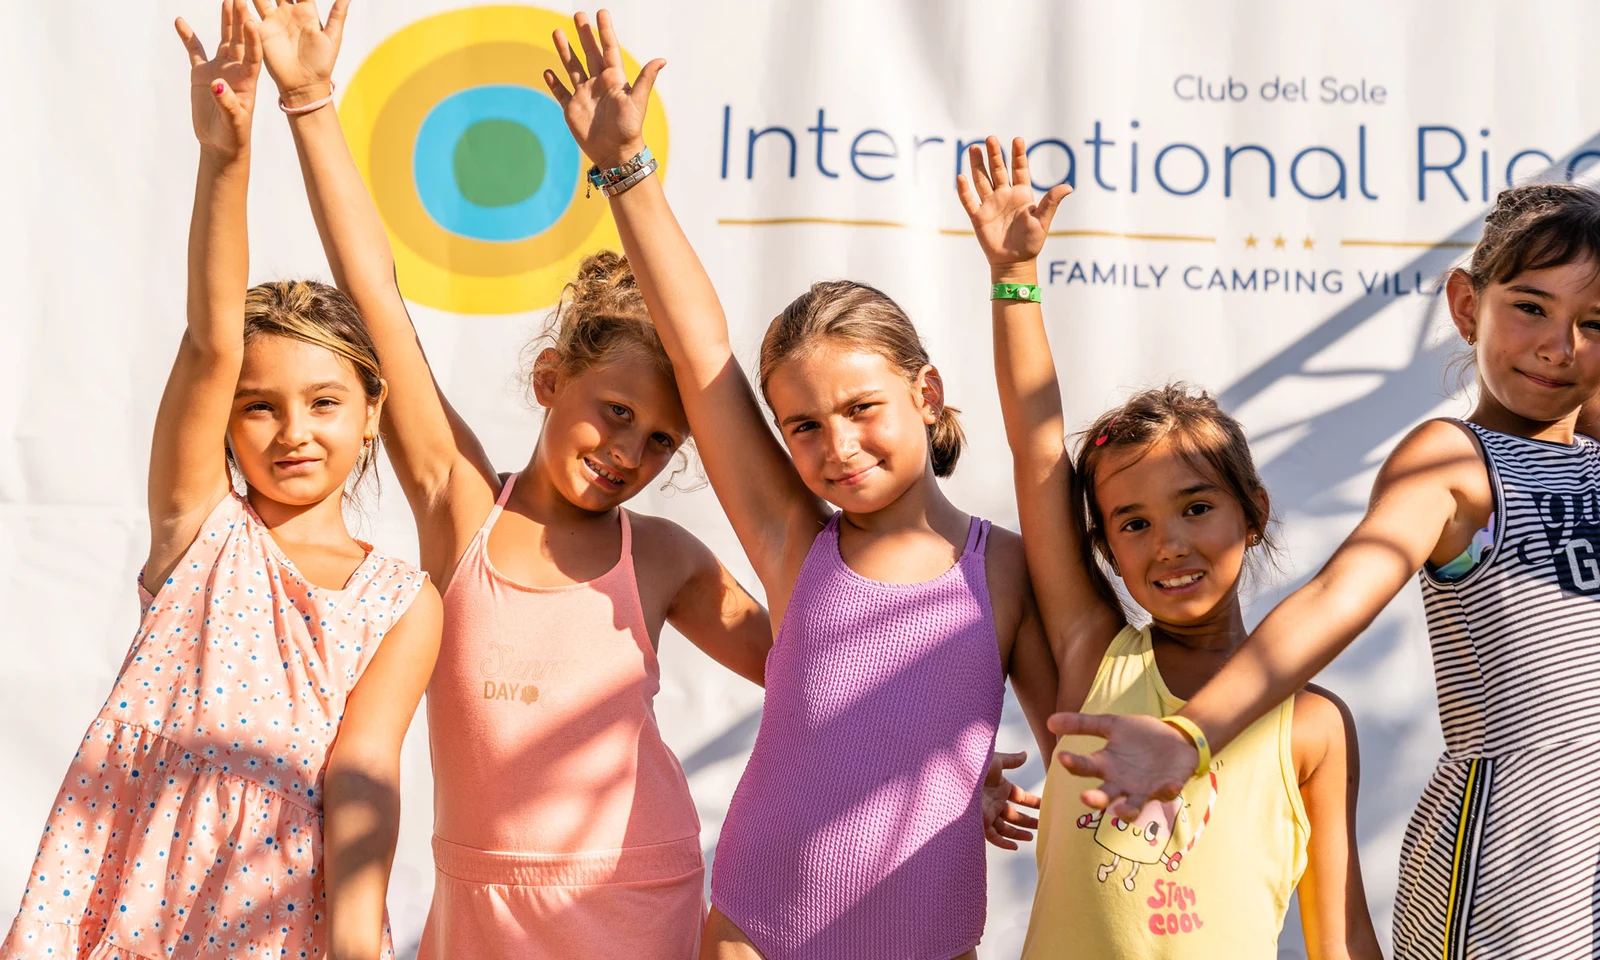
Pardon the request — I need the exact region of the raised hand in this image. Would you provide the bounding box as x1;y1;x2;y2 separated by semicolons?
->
542;9;664;168
956;136;1072;267
981;750;1042;851
252;0;350;107
176;0;264;158
1048;712;1196;820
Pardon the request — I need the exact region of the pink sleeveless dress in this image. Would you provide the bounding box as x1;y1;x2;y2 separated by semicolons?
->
2;491;427;960
418;473;704;960
712;513;1004;960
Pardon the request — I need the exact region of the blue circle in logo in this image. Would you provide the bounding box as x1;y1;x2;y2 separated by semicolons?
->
413;85;580;243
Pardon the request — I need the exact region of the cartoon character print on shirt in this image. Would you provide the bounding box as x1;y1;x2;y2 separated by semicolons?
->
1076;764;1219;937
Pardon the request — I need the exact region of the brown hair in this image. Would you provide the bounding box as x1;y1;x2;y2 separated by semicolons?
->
530;250;671;384
1075;383;1276;608
238;280;384;499
1464;182;1600;291
757;280;964;477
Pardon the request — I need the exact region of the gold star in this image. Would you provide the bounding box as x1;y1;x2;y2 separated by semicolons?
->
1302;236;1315;250
1273;234;1286;250
1244;234;1258;249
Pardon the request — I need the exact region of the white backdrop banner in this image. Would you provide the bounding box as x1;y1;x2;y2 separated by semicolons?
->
5;1;1600;956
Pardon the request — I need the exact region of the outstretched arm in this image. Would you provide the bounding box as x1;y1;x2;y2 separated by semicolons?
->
147;0;264;588
544;11;827;604
1051;419;1476;818
324;584;442;960
957;137;1123;711
255;0;498;581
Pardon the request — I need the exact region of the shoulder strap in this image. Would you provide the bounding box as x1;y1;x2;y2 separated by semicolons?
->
963;516;988;556
496;472;518;508
618;508;633;557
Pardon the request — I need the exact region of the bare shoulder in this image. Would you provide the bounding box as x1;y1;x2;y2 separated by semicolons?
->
627;511;719;592
1291;683;1360;783
981;523;1035;634
1381;418;1486;489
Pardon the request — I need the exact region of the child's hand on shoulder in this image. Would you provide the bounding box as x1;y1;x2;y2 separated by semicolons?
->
176;0;264;159
543;9;665;169
252;0;349;110
957;136;1072;268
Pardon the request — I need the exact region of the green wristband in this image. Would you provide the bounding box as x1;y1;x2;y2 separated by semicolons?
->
991;282;1042;303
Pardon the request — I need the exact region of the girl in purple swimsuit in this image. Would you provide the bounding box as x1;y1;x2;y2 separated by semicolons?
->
544;11;1060;960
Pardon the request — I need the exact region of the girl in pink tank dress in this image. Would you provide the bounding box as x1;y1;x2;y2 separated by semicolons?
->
546;12;1062;959
3;5;442;958
256;4;774;957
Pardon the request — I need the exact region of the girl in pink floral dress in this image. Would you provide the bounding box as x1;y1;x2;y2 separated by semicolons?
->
2;3;442;958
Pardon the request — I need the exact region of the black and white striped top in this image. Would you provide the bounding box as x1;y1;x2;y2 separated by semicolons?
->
1419;420;1600;760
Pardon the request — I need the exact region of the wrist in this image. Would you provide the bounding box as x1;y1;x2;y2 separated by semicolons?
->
278;81;334;110
200;145;250;169
592;140;646;171
989;262;1039;285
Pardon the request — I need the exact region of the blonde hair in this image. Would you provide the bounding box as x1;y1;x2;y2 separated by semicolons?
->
238;280;384;496
757;280;964;477
530;250;671;383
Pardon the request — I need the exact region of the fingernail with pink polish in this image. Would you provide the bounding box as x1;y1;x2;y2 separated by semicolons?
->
213;81;224;95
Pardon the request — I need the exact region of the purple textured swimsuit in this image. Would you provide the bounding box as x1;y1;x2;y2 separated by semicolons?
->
712;513;1005;960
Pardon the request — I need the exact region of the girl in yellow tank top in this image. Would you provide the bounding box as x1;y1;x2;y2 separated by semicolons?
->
958;136;1384;959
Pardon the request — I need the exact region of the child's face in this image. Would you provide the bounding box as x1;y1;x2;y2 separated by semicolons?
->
533;351;688;512
1095;439;1253;626
1453;259;1600;424
228;335;381;507
764;343;941;513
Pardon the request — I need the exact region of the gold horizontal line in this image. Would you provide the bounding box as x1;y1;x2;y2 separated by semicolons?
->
716;216;918;229
718;217;1213;242
1340;239;1475;249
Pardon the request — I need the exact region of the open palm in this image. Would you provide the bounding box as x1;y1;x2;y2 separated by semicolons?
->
957;136;1071;266
176;0;264;157
252;0;349;100
543;9;664;169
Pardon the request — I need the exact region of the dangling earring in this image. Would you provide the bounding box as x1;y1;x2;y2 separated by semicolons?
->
1466;333;1477;345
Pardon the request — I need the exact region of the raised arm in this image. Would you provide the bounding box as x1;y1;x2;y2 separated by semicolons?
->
543;11;827;598
1053;418;1478;818
254;0;498;580
956;137;1123;711
147;1;264;588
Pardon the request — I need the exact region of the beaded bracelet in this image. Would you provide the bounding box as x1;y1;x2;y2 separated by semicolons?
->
586;146;654;197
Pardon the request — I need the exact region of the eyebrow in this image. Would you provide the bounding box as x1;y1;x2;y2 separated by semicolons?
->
233;380;352;400
777;391;880;428
1107;483;1221;519
1505;284;1553;298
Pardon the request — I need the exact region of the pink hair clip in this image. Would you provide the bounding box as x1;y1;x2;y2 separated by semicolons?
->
1094;414;1120;447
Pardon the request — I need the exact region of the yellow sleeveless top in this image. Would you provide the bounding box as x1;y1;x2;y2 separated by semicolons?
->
1022;625;1309;959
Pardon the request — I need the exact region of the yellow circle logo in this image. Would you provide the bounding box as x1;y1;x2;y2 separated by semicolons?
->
340;5;668;315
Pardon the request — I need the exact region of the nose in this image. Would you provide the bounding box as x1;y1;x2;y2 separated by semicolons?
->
1537;320;1578;366
277;407;314;448
609;432;643;471
1153;519;1190;563
823;420;861;463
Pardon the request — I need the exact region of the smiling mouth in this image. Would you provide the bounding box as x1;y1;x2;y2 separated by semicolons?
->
1520;370;1574;389
832;463;880;487
1154;572;1205;589
583;457;626;488
275;457;319;471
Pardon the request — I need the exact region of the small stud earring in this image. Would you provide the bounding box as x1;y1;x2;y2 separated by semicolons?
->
1466;334;1477;345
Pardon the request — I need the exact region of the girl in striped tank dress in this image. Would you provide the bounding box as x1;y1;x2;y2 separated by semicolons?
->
545;12;1061;959
1051;183;1600;958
